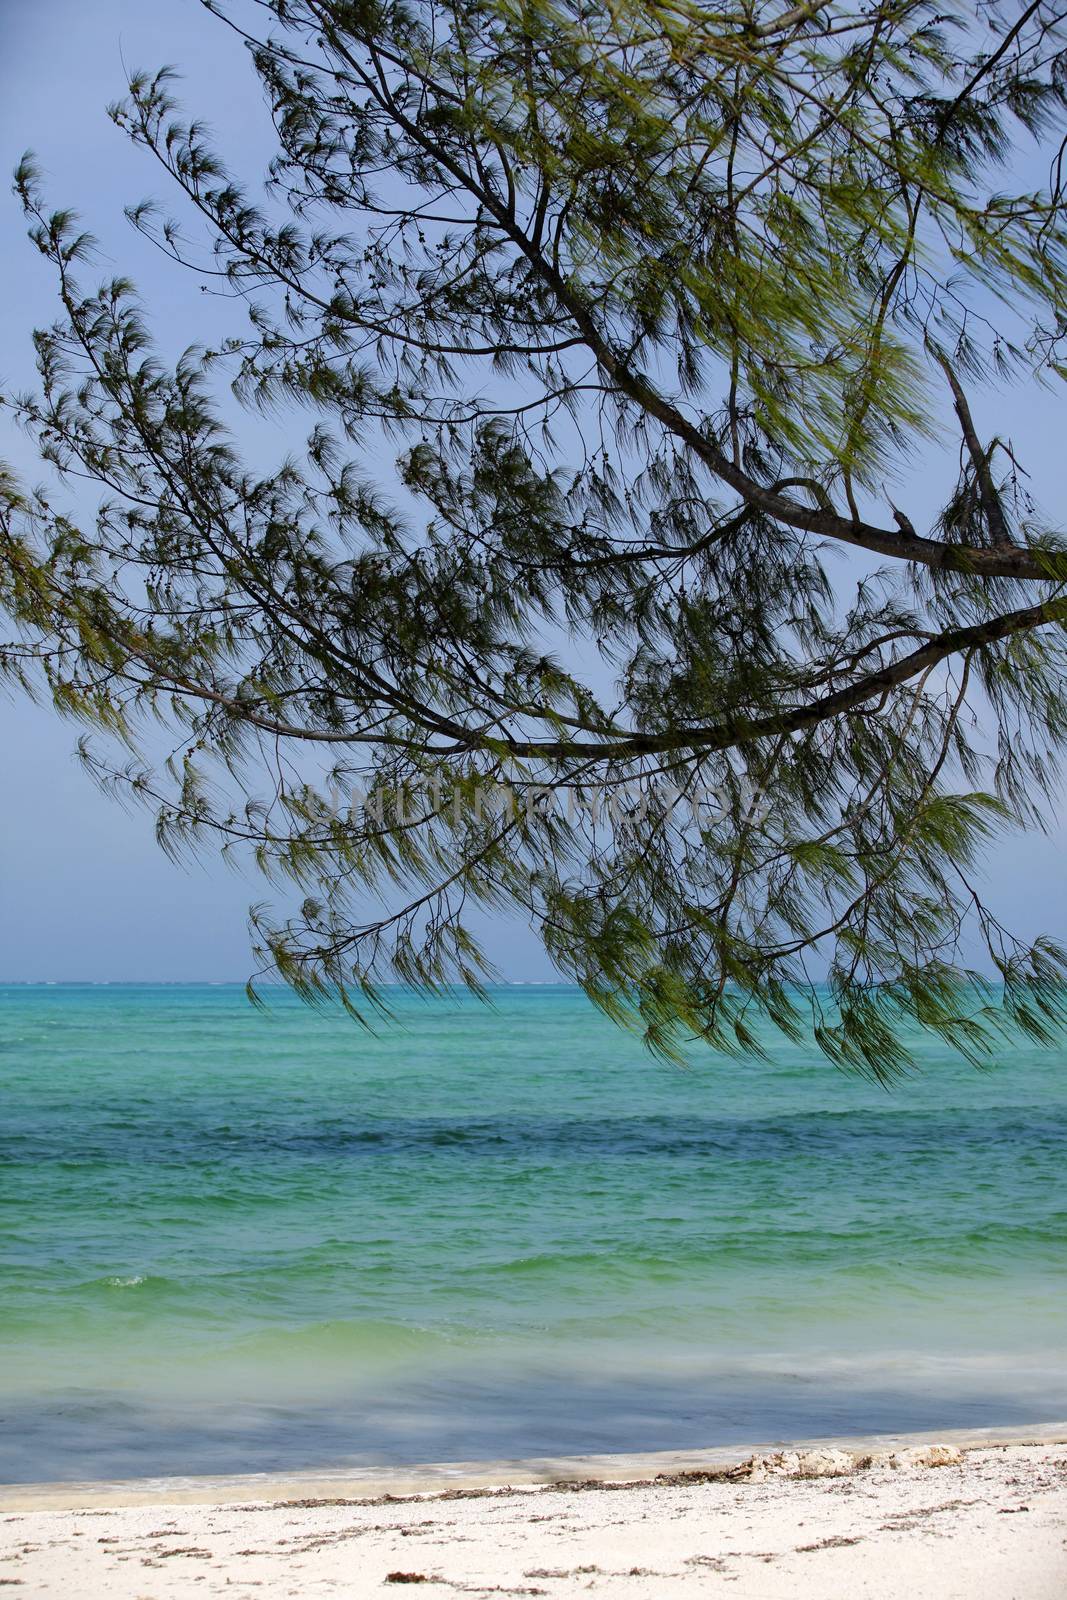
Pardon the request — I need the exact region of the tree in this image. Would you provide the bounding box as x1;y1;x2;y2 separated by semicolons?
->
4;0;1067;1076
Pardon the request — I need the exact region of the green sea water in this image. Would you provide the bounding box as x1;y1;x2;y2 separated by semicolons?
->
1;983;1065;1482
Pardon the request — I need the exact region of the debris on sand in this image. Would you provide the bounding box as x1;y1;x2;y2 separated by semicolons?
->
730;1443;964;1481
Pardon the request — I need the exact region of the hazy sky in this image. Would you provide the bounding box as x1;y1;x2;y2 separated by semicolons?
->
0;0;1064;983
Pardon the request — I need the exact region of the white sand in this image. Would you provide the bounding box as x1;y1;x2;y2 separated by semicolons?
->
2;1433;1065;1598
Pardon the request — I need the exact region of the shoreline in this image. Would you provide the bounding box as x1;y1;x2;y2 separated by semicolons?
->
4;1432;1065;1598
5;1419;1066;1511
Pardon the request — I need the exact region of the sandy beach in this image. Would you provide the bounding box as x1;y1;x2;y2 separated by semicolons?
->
2;1428;1065;1598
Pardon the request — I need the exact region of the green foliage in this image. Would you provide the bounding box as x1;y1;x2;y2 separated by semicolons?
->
4;0;1067;1074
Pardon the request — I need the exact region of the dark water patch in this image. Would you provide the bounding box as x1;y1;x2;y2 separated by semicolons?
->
4;1109;1065;1166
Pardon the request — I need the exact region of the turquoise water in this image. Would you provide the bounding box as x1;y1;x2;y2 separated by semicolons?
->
2;983;1065;1483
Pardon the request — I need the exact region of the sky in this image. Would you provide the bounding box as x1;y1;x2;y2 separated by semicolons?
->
0;0;562;982
0;0;1064;983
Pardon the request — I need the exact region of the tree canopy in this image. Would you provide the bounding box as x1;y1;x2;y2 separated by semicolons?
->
5;0;1067;1075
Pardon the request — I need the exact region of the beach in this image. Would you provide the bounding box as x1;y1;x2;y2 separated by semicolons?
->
2;1431;1065;1597
4;987;1066;1593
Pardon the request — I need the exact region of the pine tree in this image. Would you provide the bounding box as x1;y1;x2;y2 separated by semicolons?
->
5;0;1067;1074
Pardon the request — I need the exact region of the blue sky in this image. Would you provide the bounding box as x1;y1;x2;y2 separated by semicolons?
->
0;0;561;981
0;0;1064;982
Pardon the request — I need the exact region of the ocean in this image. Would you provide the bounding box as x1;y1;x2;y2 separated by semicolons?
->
1;983;1064;1483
